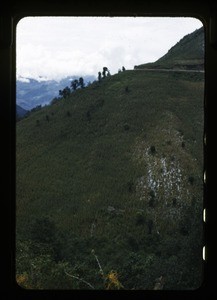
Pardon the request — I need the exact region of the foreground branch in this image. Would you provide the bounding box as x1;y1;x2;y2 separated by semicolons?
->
91;249;105;277
64;269;95;289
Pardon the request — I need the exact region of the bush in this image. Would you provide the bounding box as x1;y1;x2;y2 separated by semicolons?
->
147;219;154;234
188;176;195;185
172;198;177;206
135;214;146;226
150;146;156;154
148;198;155;207
127;181;135;193
123;124;130;131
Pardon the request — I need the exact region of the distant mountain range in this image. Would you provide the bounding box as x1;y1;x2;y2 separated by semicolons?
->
16;75;96;113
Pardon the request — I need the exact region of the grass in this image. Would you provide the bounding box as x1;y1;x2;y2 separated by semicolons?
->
16;68;204;289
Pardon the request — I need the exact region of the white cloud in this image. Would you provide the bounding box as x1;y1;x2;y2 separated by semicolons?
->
16;17;203;80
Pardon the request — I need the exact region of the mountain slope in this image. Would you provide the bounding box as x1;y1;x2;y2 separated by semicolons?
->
16;69;204;290
135;27;204;70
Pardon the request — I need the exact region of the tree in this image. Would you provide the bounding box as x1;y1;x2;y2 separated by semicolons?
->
59;89;63;97
122;66;126;71
78;77;85;88
150;145;156;154
66;111;71;117
102;67;108;78
59;87;70;99
71;79;79;91
63;86;71;98
98;72;102;82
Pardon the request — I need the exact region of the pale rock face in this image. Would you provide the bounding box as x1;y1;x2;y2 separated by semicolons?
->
133;117;202;233
137;145;186;208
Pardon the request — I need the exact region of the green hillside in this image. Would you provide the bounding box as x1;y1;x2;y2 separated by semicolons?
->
16;68;204;290
135;27;204;70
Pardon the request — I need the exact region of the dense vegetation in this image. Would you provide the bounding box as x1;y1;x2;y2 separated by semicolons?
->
16;66;204;290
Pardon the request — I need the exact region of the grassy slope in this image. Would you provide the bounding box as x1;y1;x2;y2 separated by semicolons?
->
136;27;204;70
16;70;204;289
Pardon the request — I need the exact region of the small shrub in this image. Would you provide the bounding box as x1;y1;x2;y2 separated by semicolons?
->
147;219;153;234
123;124;130;131
86;110;91;122
148;190;156;207
135;214;146;226
178;129;184;136
149;190;155;198
172;198;177;206
188;176;195;185
106;270;124;290
150;146;156;154
148;198;155;208
180;225;189;236
127;181;135;193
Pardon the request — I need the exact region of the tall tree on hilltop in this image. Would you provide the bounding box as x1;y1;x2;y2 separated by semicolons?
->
102;67;108;78
59;87;70;99
78;77;85;88
71;79;79;91
59;89;63;97
63;86;71;98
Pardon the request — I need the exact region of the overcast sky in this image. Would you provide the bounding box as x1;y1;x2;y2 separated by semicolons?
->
16;17;203;81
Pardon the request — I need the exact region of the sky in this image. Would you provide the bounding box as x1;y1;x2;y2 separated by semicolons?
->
16;17;203;81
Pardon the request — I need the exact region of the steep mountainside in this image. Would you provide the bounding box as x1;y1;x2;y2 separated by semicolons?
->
135;27;204;70
16;27;204;290
16;69;204;290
